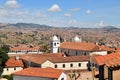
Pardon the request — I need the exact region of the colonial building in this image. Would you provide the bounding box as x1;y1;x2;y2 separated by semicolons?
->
59;42;112;56
20;53;89;70
95;52;120;80
2;57;24;75
12;67;67;80
51;35;112;56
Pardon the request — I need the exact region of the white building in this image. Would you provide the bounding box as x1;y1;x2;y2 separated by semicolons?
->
2;57;24;75
13;67;67;80
51;35;60;53
20;53;89;70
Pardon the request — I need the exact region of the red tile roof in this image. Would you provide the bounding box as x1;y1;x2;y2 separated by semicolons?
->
13;67;64;79
60;42;112;51
95;52;120;67
98;45;113;51
20;53;89;64
5;58;24;68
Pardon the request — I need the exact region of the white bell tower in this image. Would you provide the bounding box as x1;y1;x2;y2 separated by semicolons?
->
51;35;60;53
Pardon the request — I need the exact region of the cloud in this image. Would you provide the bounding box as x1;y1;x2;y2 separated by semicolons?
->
48;4;61;12
94;21;107;27
0;8;7;16
68;8;81;12
5;0;20;9
86;10;91;14
63;13;71;17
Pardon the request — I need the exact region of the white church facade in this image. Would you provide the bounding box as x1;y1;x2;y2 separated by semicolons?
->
51;35;112;56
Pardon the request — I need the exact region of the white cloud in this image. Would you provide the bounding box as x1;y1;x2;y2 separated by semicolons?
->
63;13;71;17
94;21;107;27
86;10;91;14
48;4;61;12
0;8;7;16
5;0;20;9
68;8;81;12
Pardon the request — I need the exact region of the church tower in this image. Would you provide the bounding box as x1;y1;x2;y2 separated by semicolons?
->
51;35;60;53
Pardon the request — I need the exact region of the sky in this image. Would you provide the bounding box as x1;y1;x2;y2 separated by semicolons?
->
0;0;120;28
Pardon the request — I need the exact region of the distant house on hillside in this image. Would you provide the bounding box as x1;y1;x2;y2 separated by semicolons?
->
2;57;24;75
12;67;67;80
94;52;120;80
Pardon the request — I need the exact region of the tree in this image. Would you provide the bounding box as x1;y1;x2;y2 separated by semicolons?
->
69;70;81;80
0;45;9;76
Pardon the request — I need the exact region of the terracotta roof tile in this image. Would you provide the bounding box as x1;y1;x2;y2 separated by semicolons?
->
20;53;89;64
5;58;24;67
95;52;120;68
13;67;63;79
60;42;99;51
60;42;112;51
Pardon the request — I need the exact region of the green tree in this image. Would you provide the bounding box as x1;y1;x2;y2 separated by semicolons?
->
0;45;9;76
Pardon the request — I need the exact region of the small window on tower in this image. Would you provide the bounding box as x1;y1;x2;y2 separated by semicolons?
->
54;43;56;46
57;42;59;44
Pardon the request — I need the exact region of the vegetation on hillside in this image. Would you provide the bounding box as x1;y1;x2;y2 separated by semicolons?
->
0;23;120;47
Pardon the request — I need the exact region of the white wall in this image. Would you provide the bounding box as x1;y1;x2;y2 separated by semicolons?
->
41;60;54;68
2;67;23;75
42;60;88;70
13;75;54;80
58;72;67;80
90;51;107;56
55;61;88;70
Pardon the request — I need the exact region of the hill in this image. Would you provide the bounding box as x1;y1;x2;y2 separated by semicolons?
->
0;23;120;47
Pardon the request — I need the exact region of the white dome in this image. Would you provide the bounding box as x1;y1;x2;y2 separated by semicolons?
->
74;36;81;42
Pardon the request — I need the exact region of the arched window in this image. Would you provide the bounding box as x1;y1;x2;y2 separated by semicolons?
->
78;63;81;67
63;64;65;68
55;64;57;68
61;78;64;80
70;64;73;67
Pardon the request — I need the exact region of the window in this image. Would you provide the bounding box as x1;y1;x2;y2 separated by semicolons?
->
84;52;86;55
68;51;69;53
78;63;81;67
61;78;64;80
57;42;59;44
54;43;56;46
76;51;78;55
63;64;65;68
70;64;73;67
14;67;16;70
55;64;57;68
7;68;9;71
